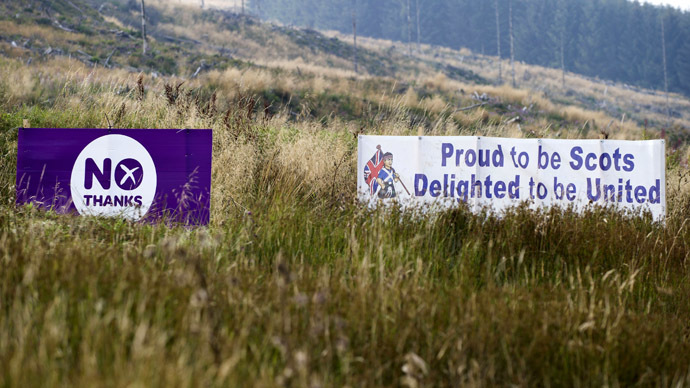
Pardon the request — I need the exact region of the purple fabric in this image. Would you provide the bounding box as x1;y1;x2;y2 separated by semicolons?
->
16;128;212;225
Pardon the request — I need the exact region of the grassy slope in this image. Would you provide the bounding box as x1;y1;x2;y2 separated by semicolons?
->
1;1;690;386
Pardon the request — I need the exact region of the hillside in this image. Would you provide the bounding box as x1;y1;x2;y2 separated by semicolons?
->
254;0;690;97
1;1;690;386
3;0;690;139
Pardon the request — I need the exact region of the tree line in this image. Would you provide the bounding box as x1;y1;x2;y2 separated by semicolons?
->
249;0;690;96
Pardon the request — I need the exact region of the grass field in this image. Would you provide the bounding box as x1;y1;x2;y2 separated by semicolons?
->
2;0;690;386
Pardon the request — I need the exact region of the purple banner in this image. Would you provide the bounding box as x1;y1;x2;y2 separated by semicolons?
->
16;128;212;225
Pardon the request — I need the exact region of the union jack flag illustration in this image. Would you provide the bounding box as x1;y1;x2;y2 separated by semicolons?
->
364;145;384;195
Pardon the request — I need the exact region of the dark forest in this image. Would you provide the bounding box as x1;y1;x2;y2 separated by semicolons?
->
252;0;690;95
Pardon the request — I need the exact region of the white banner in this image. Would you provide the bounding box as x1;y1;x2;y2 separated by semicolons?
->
358;136;666;220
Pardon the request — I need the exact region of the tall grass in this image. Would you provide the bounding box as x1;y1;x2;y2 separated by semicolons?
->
1;56;690;387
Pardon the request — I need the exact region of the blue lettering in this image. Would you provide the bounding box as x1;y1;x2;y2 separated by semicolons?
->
634;186;646;204
429;180;442;197
465;150;477;167
566;184;576;201
441;143;453;167
585;153;597;171
570;147;583;170
478;149;490;167
494;181;506;199
456;180;469;202
649;179;661;204
623;154;635;172
414;174;428;196
587;178;601;201
508;175;520;199
600;153;612;171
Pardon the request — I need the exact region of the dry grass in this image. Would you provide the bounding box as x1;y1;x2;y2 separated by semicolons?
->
172;0;242;9
256;58;362;81
326;30;689;135
0;21;81;46
206;67;278;97
2;3;690;381
145;2;360;76
1;46;690;386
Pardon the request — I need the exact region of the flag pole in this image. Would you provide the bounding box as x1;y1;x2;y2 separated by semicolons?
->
397;176;411;196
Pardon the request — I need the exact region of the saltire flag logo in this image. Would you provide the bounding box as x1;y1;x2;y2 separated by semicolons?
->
364;145;384;195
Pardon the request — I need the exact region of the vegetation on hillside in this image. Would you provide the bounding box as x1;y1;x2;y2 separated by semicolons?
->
1;0;690;386
254;0;690;97
1;56;690;386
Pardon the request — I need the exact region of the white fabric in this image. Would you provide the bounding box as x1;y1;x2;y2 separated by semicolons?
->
358;136;666;221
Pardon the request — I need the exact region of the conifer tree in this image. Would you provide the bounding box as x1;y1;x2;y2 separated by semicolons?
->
353;0;358;73
140;0;147;56
509;0;515;87
555;0;567;88
495;0;502;84
251;0;690;96
407;0;412;56
416;0;420;53
661;11;670;126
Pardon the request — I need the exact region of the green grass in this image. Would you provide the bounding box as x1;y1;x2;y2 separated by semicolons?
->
1;3;690;383
1;83;690;386
2;175;690;386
